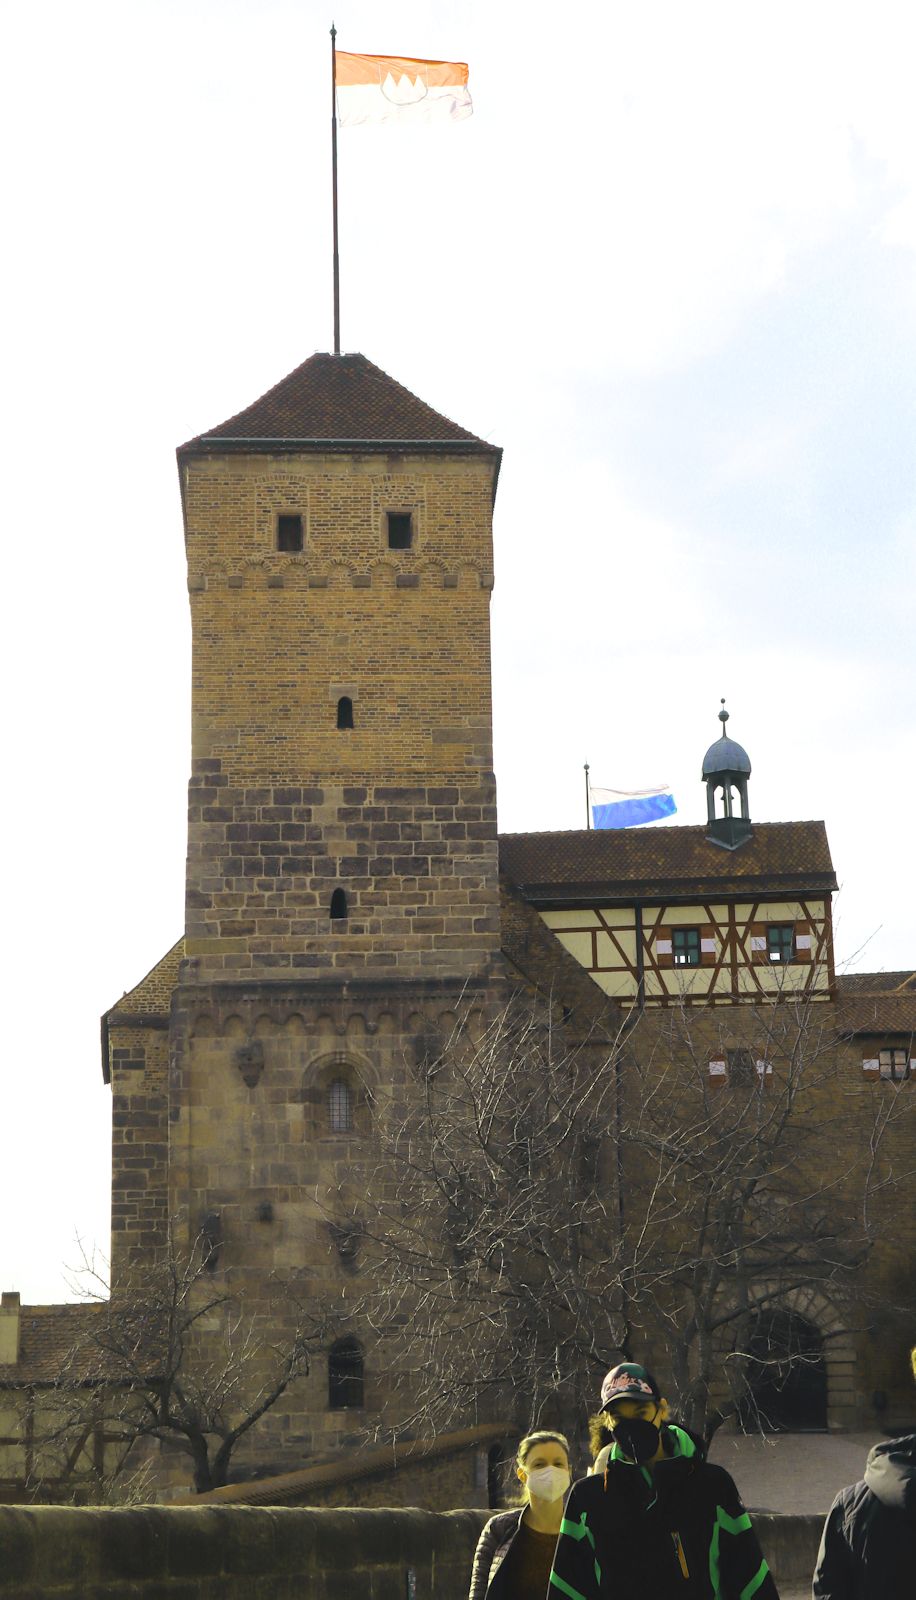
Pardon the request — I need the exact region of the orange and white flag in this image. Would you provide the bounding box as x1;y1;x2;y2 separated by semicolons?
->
335;52;473;126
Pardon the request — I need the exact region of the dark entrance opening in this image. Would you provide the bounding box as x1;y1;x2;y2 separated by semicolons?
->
739;1310;827;1431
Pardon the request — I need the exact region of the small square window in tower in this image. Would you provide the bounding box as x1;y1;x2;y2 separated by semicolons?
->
767;925;796;963
277;513;303;552
672;928;701;967
386;510;413;550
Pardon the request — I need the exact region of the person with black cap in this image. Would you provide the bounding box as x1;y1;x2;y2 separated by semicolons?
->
548;1361;779;1600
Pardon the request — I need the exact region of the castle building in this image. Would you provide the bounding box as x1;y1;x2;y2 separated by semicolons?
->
1;355;913;1506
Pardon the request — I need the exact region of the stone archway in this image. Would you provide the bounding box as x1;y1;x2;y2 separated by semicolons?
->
736;1286;854;1432
738;1309;827;1430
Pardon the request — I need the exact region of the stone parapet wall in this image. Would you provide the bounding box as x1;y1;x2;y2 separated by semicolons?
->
0;1505;823;1598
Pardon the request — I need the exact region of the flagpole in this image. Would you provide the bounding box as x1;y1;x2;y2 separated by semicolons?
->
330;23;341;355
584;763;591;830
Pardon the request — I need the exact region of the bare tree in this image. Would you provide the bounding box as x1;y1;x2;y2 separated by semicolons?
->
32;1230;341;1496
617;986;914;1438
353;984;912;1450
353;994;630;1446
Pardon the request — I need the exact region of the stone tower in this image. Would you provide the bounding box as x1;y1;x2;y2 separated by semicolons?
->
117;353;506;1465
177;352;502;985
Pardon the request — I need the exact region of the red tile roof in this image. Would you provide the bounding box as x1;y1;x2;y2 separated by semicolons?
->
178;353;500;457
499;821;837;904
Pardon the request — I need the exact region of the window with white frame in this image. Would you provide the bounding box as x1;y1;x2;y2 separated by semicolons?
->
879;1048;910;1082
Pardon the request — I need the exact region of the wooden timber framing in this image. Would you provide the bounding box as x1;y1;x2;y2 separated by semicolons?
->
539;896;835;1008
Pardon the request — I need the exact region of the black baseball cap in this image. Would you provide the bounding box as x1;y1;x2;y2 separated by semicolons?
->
599;1362;662;1410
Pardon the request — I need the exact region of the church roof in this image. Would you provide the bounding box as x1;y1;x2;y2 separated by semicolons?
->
177;353;500;458
499;820;837;905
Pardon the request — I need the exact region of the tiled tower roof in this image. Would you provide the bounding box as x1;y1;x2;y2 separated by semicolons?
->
178;353;499;457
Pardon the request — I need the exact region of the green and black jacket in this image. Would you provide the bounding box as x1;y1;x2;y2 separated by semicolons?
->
549;1426;778;1600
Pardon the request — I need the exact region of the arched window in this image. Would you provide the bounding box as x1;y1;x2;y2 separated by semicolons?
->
328;1337;364;1409
336;696;354;730
328;1078;352;1134
330;887;348;921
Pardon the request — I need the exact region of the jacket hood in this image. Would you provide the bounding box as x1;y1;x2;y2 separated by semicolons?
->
864;1433;916;1512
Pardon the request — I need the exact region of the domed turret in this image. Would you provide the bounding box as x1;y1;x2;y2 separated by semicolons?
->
703;701;752;849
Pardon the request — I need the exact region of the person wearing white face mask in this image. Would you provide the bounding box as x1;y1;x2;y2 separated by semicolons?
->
468;1430;572;1600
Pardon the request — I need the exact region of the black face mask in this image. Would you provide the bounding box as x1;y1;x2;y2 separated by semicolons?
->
611;1415;661;1465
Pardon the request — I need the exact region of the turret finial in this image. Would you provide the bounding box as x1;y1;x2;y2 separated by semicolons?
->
718;698;729;728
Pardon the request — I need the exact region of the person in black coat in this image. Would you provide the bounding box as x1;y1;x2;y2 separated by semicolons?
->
813;1432;916;1599
549;1362;779;1600
469;1430;571;1600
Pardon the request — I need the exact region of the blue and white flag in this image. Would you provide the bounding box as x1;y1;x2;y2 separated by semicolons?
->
590;784;677;829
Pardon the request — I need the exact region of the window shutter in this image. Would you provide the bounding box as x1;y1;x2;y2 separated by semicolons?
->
700;924;718;968
708;1057;727;1091
655;926;674;970
862;1056;880;1080
749;920;767;966
794;921;813;963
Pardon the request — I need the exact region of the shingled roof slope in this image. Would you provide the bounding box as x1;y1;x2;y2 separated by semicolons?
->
178;353;499;456
836;971;916;995
0;1302;105;1385
105;939;183;1019
499;821;836;904
835;972;916;1035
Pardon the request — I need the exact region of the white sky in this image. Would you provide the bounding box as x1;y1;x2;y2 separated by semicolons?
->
2;0;914;1303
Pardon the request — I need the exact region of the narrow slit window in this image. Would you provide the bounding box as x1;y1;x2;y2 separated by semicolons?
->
336;695;354;730
328;1338;364;1409
277;514;303;552
328;1078;353;1133
330;887;348;921
386;511;413;550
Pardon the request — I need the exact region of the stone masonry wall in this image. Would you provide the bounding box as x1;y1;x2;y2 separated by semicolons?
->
618;999;916;1432
181;451;500;983
164;977;506;1482
0;1505;823;1598
183;769;499;979
108;1023;170;1281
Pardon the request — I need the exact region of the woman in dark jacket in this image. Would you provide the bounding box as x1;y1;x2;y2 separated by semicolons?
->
469;1431;571;1600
